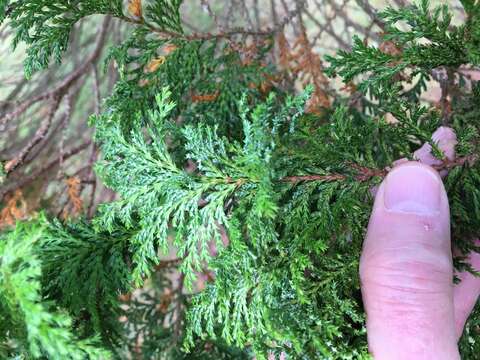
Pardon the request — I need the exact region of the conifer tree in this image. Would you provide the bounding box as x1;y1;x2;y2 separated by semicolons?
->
1;0;480;359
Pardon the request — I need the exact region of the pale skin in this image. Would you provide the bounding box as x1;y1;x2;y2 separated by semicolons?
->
360;127;480;359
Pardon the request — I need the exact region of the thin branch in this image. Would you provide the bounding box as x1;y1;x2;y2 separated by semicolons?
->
354;0;385;31
0;78;29;113
87;64;101;218
173;273;185;340
281;174;347;183
0;142;91;201
303;8;351;50
0;17;111;130
119;1;304;42
4;97;60;174
57;93;73;179
200;0;223;31
280;155;477;184
239;0;255;30
121;16;277;40
253;0;261;30
270;0;279;27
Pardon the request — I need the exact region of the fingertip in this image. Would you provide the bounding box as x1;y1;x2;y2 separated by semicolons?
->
432;126;457;161
414;143;442;166
366;161;451;251
432;126;457;144
413;127;457;166
380;161;447;216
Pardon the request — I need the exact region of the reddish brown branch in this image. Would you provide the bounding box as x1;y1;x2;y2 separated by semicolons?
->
281;173;347;183
349;163;389;181
280;155;476;184
432;154;479;171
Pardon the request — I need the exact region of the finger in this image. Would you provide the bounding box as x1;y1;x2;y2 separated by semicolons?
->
453;240;480;339
414;127;457;177
360;162;459;359
371;127;457;198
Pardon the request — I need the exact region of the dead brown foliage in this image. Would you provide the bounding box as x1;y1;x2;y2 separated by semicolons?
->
191;91;220;102
145;57;166;73
0;190;28;228
62;176;83;219
277;31;331;114
128;0;142;18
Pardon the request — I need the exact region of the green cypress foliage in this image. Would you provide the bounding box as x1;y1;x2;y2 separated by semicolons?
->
1;0;480;358
0;217;111;359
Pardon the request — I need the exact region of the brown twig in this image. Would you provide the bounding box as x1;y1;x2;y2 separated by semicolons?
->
280;155;477;185
281;174;347;183
432;154;479;171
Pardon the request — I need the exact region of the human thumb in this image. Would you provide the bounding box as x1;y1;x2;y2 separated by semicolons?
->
359;162;459;359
